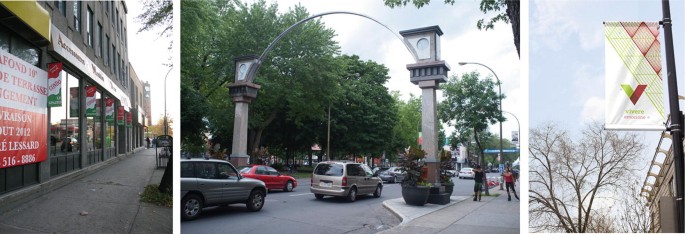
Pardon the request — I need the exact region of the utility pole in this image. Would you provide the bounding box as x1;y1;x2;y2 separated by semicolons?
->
662;0;684;232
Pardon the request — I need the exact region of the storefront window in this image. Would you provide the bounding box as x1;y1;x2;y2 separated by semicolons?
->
49;71;81;176
0;25;40;67
85;83;103;164
104;95;116;160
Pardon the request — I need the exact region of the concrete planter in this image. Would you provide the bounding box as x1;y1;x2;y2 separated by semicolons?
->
401;186;430;206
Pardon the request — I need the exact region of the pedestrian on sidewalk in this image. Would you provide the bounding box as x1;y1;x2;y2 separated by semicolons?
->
145;137;150;149
473;165;485;202
503;166;519;201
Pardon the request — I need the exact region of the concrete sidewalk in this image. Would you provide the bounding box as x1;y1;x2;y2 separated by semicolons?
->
0;148;172;234
380;189;520;234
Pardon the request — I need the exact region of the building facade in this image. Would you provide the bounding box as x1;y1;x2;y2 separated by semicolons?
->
643;128;678;232
0;1;147;200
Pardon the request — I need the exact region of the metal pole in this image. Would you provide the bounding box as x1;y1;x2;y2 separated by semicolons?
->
327;105;330;161
163;68;172;136
662;0;684;232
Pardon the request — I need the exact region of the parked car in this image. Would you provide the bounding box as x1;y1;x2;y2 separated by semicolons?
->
377;166;406;183
181;158;267;220
238;165;298;192
310;161;383;202
458;167;475;179
446;169;458;177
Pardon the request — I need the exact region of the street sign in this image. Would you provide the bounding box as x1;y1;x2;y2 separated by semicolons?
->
483;148;519;154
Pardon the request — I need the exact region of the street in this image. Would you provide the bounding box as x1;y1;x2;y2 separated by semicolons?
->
181;173;507;234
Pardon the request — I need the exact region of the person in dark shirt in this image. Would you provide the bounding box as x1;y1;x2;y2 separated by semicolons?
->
473;165;485;201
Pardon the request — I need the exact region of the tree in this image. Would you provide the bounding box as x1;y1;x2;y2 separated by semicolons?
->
137;0;172;38
617;181;652;233
327;55;398;159
382;0;519;57
439;71;504;195
180;0;341;155
528;122;645;233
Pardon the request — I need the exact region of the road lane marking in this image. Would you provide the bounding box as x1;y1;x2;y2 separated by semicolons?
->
289;193;312;197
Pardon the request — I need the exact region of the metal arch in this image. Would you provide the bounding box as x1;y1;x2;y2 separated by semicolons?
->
245;11;417;83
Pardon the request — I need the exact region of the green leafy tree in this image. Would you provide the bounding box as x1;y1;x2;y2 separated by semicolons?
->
181;0;341;156
439;71;504;194
137;0;172;37
382;0;519;57
327;55;398;160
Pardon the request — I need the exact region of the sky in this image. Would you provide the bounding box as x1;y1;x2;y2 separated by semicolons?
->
529;0;685;223
246;0;523;146
125;1;176;127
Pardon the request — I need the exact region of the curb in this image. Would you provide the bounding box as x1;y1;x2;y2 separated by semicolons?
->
382;195;469;226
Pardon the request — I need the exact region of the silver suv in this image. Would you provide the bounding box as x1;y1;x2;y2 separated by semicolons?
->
310;161;383;202
181;158;267;220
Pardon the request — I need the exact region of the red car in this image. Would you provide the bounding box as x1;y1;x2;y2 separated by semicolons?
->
239;165;297;192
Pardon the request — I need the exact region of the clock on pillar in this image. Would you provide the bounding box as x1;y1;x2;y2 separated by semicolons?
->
401;26;450;190
400;26;450;84
227;55;261;166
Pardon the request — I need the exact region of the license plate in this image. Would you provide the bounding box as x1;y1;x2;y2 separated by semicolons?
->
319;182;332;188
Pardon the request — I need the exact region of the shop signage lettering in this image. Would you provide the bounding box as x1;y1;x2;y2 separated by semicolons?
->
126;112;132;128
50;25;130;109
0;48;47;168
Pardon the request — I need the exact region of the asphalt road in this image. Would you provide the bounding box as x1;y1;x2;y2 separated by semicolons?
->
180;173;505;234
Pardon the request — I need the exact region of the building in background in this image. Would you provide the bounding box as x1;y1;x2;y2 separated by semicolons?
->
0;1;148;203
643;125;678;232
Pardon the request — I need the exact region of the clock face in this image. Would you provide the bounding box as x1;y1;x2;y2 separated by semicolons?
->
417;38;429;51
238;63;247;80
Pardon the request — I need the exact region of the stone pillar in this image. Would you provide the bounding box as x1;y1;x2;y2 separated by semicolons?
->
228;82;260;167
401;26;450;186
419;80;439;184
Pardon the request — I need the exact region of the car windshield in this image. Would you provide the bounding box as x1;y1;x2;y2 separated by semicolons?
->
314;163;344;176
238;166;252;173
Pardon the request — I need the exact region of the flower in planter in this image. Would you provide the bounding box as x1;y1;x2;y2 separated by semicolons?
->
439;150;454;186
398;147;427;187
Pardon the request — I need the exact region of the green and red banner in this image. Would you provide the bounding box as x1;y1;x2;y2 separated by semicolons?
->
0;48;48;168
105;97;114;123
47;62;62;107
117;106;125;126
85;86;97;117
126;112;132;128
605;22;665;130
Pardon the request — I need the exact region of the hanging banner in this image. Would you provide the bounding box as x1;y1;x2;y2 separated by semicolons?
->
105;97;114;123
117;106;125;126
47;62;62;107
0;48;48;168
126;112;132;128
512;131;519;145
605;22;665;130
85;86;97;117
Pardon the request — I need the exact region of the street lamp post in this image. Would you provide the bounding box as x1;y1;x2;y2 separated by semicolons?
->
458;62;502;169
502;111;520;148
163;67;172;136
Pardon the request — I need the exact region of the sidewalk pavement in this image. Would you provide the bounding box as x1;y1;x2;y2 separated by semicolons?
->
380;189;520;234
0;148;172;234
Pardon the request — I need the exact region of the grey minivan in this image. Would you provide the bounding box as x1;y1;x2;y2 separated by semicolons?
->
310;161;383;202
181;158;267;220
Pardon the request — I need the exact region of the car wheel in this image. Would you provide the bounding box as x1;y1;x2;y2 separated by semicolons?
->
246;190;265;212
315;193;324;199
373;184;382;198
284;180;294;192
182;194;203;221
346;187;357;202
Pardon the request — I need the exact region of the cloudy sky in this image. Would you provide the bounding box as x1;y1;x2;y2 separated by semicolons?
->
125;1;176;127
529;0;685;215
249;0;523;145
